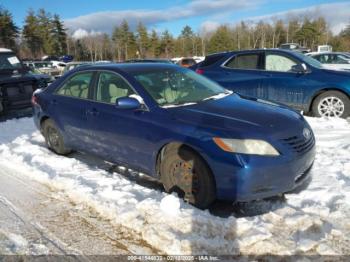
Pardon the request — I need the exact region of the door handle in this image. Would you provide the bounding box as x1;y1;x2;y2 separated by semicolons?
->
51;99;58;105
86;108;99;116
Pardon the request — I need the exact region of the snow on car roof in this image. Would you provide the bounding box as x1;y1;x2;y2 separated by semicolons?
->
0;48;13;53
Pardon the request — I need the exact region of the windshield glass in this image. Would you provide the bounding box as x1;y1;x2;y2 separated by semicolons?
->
132;67;229;107
294;52;324;69
0;53;22;70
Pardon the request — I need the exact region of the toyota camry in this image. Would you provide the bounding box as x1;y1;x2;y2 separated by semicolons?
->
32;63;316;208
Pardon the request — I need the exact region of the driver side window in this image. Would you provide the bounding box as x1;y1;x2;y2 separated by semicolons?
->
265;54;297;72
96;72;135;104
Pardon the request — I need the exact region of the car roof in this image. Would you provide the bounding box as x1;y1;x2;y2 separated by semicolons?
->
0;48;13;53
309;52;348;55
74;62;180;73
206;48;299;57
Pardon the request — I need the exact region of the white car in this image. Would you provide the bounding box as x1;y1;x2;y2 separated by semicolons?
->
307;52;350;71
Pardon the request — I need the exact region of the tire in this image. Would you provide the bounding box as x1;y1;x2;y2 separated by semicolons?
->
42;119;71;155
312;91;350;118
159;143;216;209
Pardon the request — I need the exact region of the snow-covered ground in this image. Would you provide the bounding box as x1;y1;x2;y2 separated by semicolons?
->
0;116;349;255
0;163;155;255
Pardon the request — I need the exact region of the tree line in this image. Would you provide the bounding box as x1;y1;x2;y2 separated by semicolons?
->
0;6;349;61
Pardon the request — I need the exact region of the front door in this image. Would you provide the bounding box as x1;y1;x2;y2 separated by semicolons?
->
86;71;156;172
261;51;311;110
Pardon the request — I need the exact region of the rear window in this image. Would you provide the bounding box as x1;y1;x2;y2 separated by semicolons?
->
225;54;260;70
0;52;23;70
200;54;227;67
181;59;196;66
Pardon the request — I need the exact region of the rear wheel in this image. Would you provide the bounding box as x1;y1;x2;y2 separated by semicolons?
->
159;143;216;209
312;91;350;118
42;119;71;155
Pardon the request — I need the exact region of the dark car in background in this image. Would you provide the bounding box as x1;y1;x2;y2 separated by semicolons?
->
32;63;315;208
177;57;197;68
0;48;48;115
193;49;350;118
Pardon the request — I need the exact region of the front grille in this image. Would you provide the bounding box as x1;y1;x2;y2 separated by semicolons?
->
280;133;315;154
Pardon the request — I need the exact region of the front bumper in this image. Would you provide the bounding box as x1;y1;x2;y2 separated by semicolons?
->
210;143;316;202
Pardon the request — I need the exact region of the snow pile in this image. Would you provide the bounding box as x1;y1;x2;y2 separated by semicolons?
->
0;117;349;255
160;194;181;216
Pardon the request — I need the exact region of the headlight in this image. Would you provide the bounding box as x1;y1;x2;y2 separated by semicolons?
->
213;138;279;156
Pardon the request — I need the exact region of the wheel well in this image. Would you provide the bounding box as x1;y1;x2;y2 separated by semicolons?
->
39;116;50;132
308;88;350;113
155;142;217;187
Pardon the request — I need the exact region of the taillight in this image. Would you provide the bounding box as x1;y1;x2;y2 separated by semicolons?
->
31;95;39;106
196;68;204;74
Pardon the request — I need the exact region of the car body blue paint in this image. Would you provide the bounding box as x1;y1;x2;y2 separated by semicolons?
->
193;49;350;112
33;63;315;202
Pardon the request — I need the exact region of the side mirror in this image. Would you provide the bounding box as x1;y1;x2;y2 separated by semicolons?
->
291;63;308;74
115;97;141;110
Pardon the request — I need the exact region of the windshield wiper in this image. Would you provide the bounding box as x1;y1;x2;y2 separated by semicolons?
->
201;91;233;102
162;101;198;108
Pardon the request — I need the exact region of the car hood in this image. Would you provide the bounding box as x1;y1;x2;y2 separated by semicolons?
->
167;94;306;138
320;68;350;77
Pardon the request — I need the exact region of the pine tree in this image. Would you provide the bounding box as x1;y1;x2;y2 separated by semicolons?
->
0;8;19;49
112;25;124;61
22;9;42;58
149;29;160;58
51;14;67;55
207;25;233;53
180;25;195;56
119;20;137;60
136;22;149;58
160;30;174;58
37;9;53;55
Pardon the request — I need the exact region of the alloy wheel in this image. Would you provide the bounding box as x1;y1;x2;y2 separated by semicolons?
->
317;96;345;117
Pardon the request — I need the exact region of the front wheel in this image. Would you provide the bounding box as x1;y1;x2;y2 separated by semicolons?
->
312;91;350;118
159;143;216;209
42;119;71;155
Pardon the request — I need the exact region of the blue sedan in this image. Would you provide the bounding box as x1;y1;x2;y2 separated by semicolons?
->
32;63;315;208
193;49;350;118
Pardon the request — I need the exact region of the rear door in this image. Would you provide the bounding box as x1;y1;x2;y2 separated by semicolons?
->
49;71;96;150
214;51;267;98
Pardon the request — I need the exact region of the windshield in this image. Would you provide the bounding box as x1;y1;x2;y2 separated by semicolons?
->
294;52;324;69
0;53;23;71
132;67;229;107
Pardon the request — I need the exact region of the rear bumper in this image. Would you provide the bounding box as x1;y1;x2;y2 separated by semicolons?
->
0;83;36;113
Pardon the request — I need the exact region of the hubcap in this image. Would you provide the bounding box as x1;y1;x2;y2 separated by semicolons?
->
48;127;60;149
318;96;344;117
170;160;199;201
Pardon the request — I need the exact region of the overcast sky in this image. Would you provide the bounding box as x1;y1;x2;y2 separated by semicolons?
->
2;0;349;37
